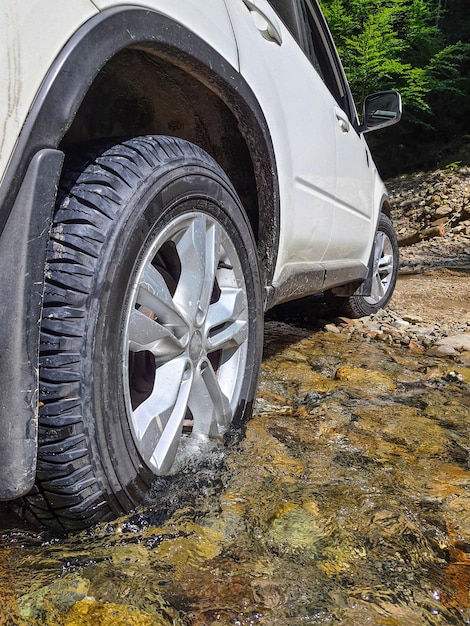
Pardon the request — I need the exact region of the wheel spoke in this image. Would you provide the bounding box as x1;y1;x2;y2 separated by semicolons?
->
132;358;191;473
370;273;386;301
206;287;248;351
374;231;386;263
206;287;245;328
137;265;187;327
150;374;192;473
207;320;248;352
189;361;233;437
378;254;394;274
174;215;221;322
128;308;186;357
198;220;222;322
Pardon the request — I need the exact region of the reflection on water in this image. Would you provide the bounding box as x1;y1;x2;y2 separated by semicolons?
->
1;319;469;625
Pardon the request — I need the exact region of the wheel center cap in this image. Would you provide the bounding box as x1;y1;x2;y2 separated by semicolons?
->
189;330;204;361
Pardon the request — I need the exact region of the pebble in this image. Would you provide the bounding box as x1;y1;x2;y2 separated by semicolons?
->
322;310;470;360
324;323;341;334
434;334;470;351
388;166;470;273
426;344;459;357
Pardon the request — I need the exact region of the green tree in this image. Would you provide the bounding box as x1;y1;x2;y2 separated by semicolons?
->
320;0;470;174
320;0;439;110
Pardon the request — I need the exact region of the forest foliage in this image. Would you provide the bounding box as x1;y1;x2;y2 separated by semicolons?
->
319;0;470;176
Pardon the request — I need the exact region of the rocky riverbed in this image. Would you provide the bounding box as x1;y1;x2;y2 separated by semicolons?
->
312;166;470;362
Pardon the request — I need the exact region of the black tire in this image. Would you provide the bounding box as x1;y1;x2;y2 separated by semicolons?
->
328;213;399;319
28;136;263;531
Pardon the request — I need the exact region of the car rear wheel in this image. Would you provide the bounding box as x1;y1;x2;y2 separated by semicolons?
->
327;213;399;319
28;136;263;531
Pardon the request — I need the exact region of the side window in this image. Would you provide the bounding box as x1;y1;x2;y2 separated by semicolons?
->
267;0;331;84
297;0;326;80
267;0;303;45
268;0;354;121
298;0;346;108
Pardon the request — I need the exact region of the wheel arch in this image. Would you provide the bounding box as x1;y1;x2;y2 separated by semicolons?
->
381;197;392;218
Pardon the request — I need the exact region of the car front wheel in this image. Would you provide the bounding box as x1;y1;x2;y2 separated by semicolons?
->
30;136;263;530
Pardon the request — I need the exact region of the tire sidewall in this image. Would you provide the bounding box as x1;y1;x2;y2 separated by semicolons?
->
348;213;399;317
83;161;262;507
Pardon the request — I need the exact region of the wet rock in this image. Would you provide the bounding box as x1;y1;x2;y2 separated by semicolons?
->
302;391;326;408
334;365;395;393
427;344;459;357
265;503;324;555
427;334;470;358
154;522;224;571
318;302;470;359
434;333;470;352
324;323;341;333
17;576;90;619
65;599;165;625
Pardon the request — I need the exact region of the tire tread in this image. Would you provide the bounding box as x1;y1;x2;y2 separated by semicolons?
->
32;136;233;530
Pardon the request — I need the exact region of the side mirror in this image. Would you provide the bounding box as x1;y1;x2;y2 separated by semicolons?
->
359;90;402;133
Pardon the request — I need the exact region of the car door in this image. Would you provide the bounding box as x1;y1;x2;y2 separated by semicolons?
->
224;0;339;287
295;0;375;265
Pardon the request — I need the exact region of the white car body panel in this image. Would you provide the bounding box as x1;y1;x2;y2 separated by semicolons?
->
225;0;378;283
0;0;98;184
323;113;375;263
225;0;337;272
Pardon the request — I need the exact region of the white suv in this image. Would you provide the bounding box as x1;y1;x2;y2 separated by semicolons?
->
0;0;401;529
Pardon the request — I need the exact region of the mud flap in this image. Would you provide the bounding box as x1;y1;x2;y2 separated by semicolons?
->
0;149;63;499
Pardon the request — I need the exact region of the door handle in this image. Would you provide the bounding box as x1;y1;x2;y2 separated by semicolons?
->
241;0;282;45
335;107;350;133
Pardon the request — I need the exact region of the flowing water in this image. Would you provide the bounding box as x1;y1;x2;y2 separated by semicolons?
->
1;314;469;625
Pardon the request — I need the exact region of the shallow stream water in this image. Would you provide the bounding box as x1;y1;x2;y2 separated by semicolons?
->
1;315;469;625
